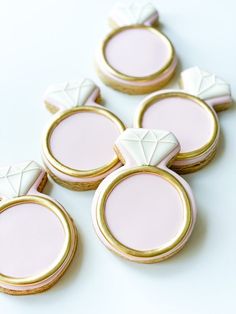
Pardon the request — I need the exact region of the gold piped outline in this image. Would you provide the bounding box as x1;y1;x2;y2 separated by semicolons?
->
100;25;175;83
96;166;192;259
43;106;125;178
0;195;73;286
135;92;219;161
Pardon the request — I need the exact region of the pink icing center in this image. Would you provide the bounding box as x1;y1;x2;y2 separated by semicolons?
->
0;203;65;278
50;112;121;170
105;28;171;77
142;96;215;153
105;173;185;251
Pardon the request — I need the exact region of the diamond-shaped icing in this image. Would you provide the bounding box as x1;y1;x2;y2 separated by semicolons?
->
116;129;178;166
44;78;98;109
0;161;42;198
180;67;231;100
109;2;158;26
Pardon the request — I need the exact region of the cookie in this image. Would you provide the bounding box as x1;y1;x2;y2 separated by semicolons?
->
0;161;77;295
42;79;125;191
92;129;196;263
95;2;177;94
134;67;232;173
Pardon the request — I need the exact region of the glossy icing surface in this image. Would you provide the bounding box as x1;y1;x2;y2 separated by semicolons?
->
50;111;121;170
105;28;171;77
0;203;65;278
105;172;185;251
141;96;215;152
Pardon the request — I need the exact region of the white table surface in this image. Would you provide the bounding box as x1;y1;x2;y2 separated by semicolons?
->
0;0;235;313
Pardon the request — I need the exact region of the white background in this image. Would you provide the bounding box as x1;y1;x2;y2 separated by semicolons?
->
0;0;235;313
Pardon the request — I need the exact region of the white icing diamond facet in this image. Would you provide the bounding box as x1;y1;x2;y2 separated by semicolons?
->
0;161;42;199
110;2;158;26
44;79;98;109
180;67;231;100
117;129;178;166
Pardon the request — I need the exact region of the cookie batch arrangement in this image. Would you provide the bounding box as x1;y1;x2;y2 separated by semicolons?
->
0;1;232;295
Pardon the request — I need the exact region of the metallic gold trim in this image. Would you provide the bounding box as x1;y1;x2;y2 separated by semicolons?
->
96;166;192;259
43;106;125;178
99;25;175;83
0;195;73;286
135;92;219;161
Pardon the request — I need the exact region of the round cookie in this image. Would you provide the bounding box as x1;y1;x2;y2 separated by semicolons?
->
92;129;196;263
0;161;77;295
134;67;232;173
42;79;125;191
95;2;177;94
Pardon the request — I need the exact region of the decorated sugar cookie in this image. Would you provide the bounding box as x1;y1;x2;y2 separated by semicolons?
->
42;79;125;191
0;161;77;295
134;67;232;173
92;129;196;263
95;2;177;94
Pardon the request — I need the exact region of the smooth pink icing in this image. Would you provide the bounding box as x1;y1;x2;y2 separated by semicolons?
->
0;203;65;278
141;96;215;153
105;28;172;77
105;173;185;251
50;111;121;170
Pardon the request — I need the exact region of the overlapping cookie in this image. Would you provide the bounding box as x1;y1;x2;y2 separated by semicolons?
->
134;67;232;173
42;79;125;190
96;2;177;94
92;129;196;263
0;161;77;295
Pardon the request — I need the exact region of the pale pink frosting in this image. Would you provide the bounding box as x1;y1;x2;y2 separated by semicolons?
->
105;28;172;78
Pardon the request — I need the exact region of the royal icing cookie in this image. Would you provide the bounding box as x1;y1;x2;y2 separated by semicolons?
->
92;129;196;263
42;79;125;191
134;67;232;173
95;2;177;94
0;161;77;295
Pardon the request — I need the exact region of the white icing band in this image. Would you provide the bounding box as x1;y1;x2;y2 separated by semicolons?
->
180;67;231;100
0;161;42;199
116;129;178;166
109;2;158;27
44;79;98;109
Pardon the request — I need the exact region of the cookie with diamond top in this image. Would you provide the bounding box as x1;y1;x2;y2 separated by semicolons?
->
92;128;196;263
0;161;77;295
42;78;125;191
95;2;177;94
134;67;232;173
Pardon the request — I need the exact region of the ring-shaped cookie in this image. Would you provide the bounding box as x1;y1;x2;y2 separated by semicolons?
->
96;2;177;94
42;79;125;190
92;129;196;263
0;161;77;295
134;67;232;173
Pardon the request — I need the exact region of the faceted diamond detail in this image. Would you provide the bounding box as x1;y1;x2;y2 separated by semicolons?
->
0;161;42;198
44;78;97;108
117;129;178;166
180;67;231;100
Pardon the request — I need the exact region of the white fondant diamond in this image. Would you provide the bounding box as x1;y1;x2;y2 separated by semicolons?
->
110;2;158;25
180;67;231;100
44;78;97;109
0;161;42;199
117;129;178;166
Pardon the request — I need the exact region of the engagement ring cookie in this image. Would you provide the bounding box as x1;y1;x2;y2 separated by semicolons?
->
0;161;77;295
95;2;177;94
92;129;196;263
42;79;125;191
134;67;232;173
